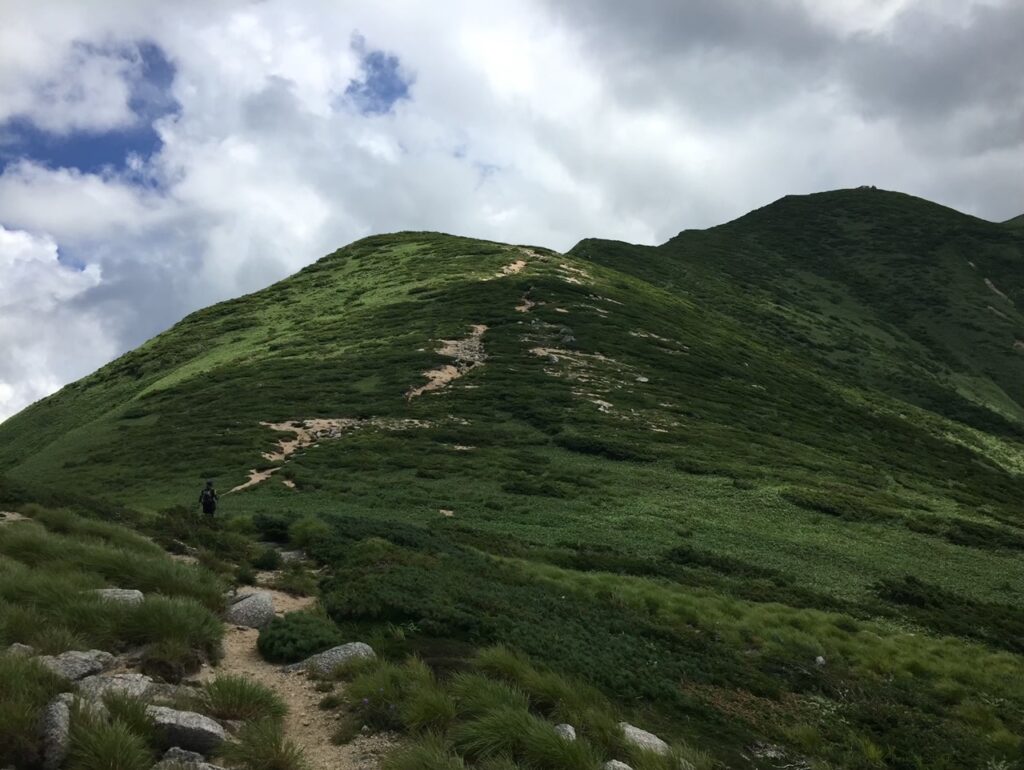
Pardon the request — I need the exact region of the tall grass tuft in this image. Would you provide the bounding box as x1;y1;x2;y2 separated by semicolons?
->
217;720;308;770
0;655;67;767
382;733;466;770
202;676;287;723
67;710;154;770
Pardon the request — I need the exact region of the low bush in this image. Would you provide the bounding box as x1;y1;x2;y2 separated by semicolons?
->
202;676;287;723
382;733;466;770
288;516;332;549
217;719;307;770
252;548;283;571
0;655;67;766
347;659;433;730
122;596;223;664
257;612;341;664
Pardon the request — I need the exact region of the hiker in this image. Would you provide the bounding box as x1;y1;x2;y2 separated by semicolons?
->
199;480;219;518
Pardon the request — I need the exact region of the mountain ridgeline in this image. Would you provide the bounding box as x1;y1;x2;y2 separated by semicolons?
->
3;188;1024;768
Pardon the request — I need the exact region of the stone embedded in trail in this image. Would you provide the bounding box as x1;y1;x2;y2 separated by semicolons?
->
619;722;670;755
38;650;115;681
152;747;227;770
554;723;577;741
284;642;376;676
78;672;154;701
225;591;275;629
146;706;226;754
92;588;145;604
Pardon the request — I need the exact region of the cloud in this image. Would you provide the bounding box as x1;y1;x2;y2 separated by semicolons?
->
0;0;1022;422
0;225;113;419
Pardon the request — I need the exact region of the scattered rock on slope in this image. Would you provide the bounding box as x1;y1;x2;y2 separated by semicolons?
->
146;706;226;754
225;591;275;629
7;642;35;656
38;650;115;681
39;695;72;770
153;747;226;770
92;588;145;604
77;672;154;701
284;642;376;676
603;762;634;770
554;724;576;740
618;722;669;755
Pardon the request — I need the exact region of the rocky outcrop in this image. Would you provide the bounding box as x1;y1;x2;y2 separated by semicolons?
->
77;672;154;701
284;642;375;676
152;747;227;770
225;592;275;629
618;722;669;755
554;723;576;741
147;706;226;754
92;588;145;605
38;650;115;681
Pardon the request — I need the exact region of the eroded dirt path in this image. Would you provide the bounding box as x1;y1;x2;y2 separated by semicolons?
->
201;587;393;770
406;324;488;399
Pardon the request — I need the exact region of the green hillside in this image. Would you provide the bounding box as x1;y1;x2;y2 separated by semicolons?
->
3;188;1024;768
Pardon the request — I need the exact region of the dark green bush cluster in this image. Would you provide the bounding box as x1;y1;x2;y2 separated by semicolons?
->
257;612;342;663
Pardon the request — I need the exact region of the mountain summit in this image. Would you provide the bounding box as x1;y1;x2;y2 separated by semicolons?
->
2;188;1024;767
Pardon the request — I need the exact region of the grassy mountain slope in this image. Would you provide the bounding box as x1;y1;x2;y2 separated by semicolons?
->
3;188;1024;768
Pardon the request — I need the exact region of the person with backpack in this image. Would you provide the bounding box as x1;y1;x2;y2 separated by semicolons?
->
199;480;219;518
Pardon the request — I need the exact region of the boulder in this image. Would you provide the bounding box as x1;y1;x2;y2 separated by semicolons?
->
92;588;145;605
147;706;226;754
554;724;576;741
284;642;376;676
38;650;115;681
618;723;669;755
224;592;275;629
6;642;35;656
152;747;227;770
78;672;154;701
603;762;634;770
277;549;306;564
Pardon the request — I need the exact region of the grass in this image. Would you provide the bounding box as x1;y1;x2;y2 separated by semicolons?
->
201;676;287;723
67;707;154;770
217;720;308;770
0;655;67;766
2;192;1024;767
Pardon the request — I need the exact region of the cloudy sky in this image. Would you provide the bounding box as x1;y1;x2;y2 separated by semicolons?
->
1;0;1022;421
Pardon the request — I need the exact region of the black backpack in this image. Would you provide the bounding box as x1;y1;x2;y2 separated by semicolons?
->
200;488;216;507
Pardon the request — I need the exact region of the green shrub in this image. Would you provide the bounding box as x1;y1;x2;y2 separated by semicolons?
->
67;710;153;770
448;673;529;718
347;659;432;730
122;596;223;662
257;612;341;664
382;734;466;770
217;719;307;770
101;694;157;745
253;548;283;571
288;516;331;549
202;676;287;723
401;681;458;733
0;655;67;766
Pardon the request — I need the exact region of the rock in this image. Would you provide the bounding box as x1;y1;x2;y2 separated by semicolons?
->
38;695;72;770
38;650;115;681
603;762;634;770
92;588;145;605
815;655;826;667
7;642;35;656
78;673;154;701
147;682;200;705
635;376;649;383
277;549;306;564
554;723;576;741
285;642;376;676
224;591;275;629
619;722;670;755
152;747;227;770
146;706;226;754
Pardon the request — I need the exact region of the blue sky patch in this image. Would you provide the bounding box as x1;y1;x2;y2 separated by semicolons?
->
0;41;178;175
344;34;413;115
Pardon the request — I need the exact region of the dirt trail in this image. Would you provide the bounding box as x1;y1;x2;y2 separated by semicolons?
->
406;324;488;399
0;510;29;524
202;587;393;770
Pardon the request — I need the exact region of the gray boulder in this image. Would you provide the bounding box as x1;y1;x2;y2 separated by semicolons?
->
619;722;669;755
284;642;375;676
152;747;226;770
603;762;634;770
224;592;275;629
147;706;226;754
554;723;576;741
38;650;115;681
6;642;35;656
92;588;145;605
78;673;154;701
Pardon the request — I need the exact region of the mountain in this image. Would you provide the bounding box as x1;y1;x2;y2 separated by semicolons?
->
3;187;1024;767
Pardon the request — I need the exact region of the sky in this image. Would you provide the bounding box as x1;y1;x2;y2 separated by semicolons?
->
1;0;1022;421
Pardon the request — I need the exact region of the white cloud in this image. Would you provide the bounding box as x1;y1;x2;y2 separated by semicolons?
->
0;0;1022;421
